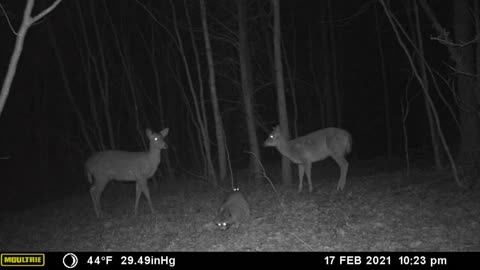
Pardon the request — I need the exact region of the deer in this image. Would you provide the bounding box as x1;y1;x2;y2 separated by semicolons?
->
264;125;351;193
85;128;169;218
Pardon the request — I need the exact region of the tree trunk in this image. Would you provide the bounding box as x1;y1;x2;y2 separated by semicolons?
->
412;0;442;168
272;0;291;185
327;0;341;127
308;28;326;128
381;0;463;187
476;1;480;100
374;5;393;160
170;0;216;185
182;0;216;184
200;0;227;182
0;0;62;117
237;0;262;181
321;3;335;127
454;0;479;155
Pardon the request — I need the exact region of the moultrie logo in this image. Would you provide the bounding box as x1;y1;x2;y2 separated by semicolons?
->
1;253;45;267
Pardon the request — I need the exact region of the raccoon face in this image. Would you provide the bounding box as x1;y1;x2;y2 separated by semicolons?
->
216;221;229;230
215;210;232;230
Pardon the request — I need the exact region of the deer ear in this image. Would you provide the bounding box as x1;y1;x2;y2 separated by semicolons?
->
146;128;153;138
273;125;280;132
160;128;169;137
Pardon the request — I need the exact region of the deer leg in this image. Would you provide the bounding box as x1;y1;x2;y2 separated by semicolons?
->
90;175;109;218
304;162;313;193
298;164;305;193
141;179;155;214
89;186;99;218
332;155;349;191
134;180;142;216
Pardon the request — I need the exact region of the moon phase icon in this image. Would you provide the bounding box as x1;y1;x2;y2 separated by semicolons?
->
63;253;79;268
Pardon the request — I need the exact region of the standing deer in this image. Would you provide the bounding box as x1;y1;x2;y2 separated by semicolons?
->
85;128;169;218
264;125;351;193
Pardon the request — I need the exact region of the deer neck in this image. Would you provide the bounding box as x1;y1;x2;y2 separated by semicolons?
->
147;146;162;165
275;137;297;162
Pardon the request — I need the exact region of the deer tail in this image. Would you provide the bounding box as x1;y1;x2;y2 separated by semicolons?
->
85;163;93;184
345;131;352;154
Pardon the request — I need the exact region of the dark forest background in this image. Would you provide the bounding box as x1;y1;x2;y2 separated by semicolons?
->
0;0;478;211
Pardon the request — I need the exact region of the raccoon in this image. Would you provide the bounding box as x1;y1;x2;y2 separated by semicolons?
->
214;188;250;230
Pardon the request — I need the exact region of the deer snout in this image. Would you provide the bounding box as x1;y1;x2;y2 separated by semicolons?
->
264;138;274;147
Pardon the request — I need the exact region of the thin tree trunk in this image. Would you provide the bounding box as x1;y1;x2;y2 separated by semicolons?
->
380;0;463;187
419;0;479;156
308;28;326;128
103;0;145;147
327;0;341;127
321;3;334;127
91;0;116;149
183;0;214;182
475;1;480;100
168;52;205;171
183;0;216;183
453;0;479;155
170;0;216;185
47;22;94;153
282;31;298;137
237;0;262;181
140;26;175;182
272;0;291;185
200;0;227;182
0;0;62;117
374;6;393;160
412;0;442;168
74;0;105;150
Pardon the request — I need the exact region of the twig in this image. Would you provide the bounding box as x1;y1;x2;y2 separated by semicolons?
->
245;151;278;194
289;232;314;251
430;35;480;48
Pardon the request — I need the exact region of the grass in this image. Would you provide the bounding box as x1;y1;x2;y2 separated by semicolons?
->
1;161;479;251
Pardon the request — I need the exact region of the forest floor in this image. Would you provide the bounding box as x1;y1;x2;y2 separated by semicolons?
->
1;158;480;251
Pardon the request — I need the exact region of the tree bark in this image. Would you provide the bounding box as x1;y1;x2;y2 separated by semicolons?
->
237;0;262;181
321;3;335;127
453;0;479;154
272;0;291;185
170;0;216;185
200;0;227;182
0;0;63;117
374;5;393;160
412;0;442;168
327;0;341;127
